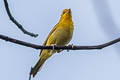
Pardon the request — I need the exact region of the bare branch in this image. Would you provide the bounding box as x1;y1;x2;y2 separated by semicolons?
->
3;0;38;37
0;34;120;50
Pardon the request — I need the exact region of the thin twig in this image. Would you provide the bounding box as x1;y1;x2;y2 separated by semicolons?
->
29;67;32;80
3;0;38;37
0;34;120;50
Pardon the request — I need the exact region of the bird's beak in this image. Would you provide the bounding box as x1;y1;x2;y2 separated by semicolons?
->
68;9;71;13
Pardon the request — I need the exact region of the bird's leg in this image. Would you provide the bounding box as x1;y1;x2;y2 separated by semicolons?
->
51;44;63;53
68;44;74;48
67;44;74;52
51;44;56;50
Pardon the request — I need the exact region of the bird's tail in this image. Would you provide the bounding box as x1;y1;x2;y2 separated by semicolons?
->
30;58;45;77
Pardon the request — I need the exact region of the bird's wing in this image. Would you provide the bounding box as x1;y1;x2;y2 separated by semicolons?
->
40;23;59;55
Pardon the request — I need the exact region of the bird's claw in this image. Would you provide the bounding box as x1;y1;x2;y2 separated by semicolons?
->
51;44;56;50
67;44;74;52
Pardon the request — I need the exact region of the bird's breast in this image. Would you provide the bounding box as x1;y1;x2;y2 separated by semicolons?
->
53;25;74;45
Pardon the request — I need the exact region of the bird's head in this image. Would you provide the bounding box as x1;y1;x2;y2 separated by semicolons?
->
59;9;72;23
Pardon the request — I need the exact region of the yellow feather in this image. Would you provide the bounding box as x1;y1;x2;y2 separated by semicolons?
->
30;9;74;77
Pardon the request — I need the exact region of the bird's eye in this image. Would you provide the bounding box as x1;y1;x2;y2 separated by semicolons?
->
62;11;66;14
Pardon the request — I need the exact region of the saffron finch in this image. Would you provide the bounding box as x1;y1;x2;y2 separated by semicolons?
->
30;8;74;77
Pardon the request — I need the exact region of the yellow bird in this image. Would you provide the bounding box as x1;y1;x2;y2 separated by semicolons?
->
30;8;74;77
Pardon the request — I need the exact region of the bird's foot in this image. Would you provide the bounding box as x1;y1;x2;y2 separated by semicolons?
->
51;44;56;50
67;44;74;52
